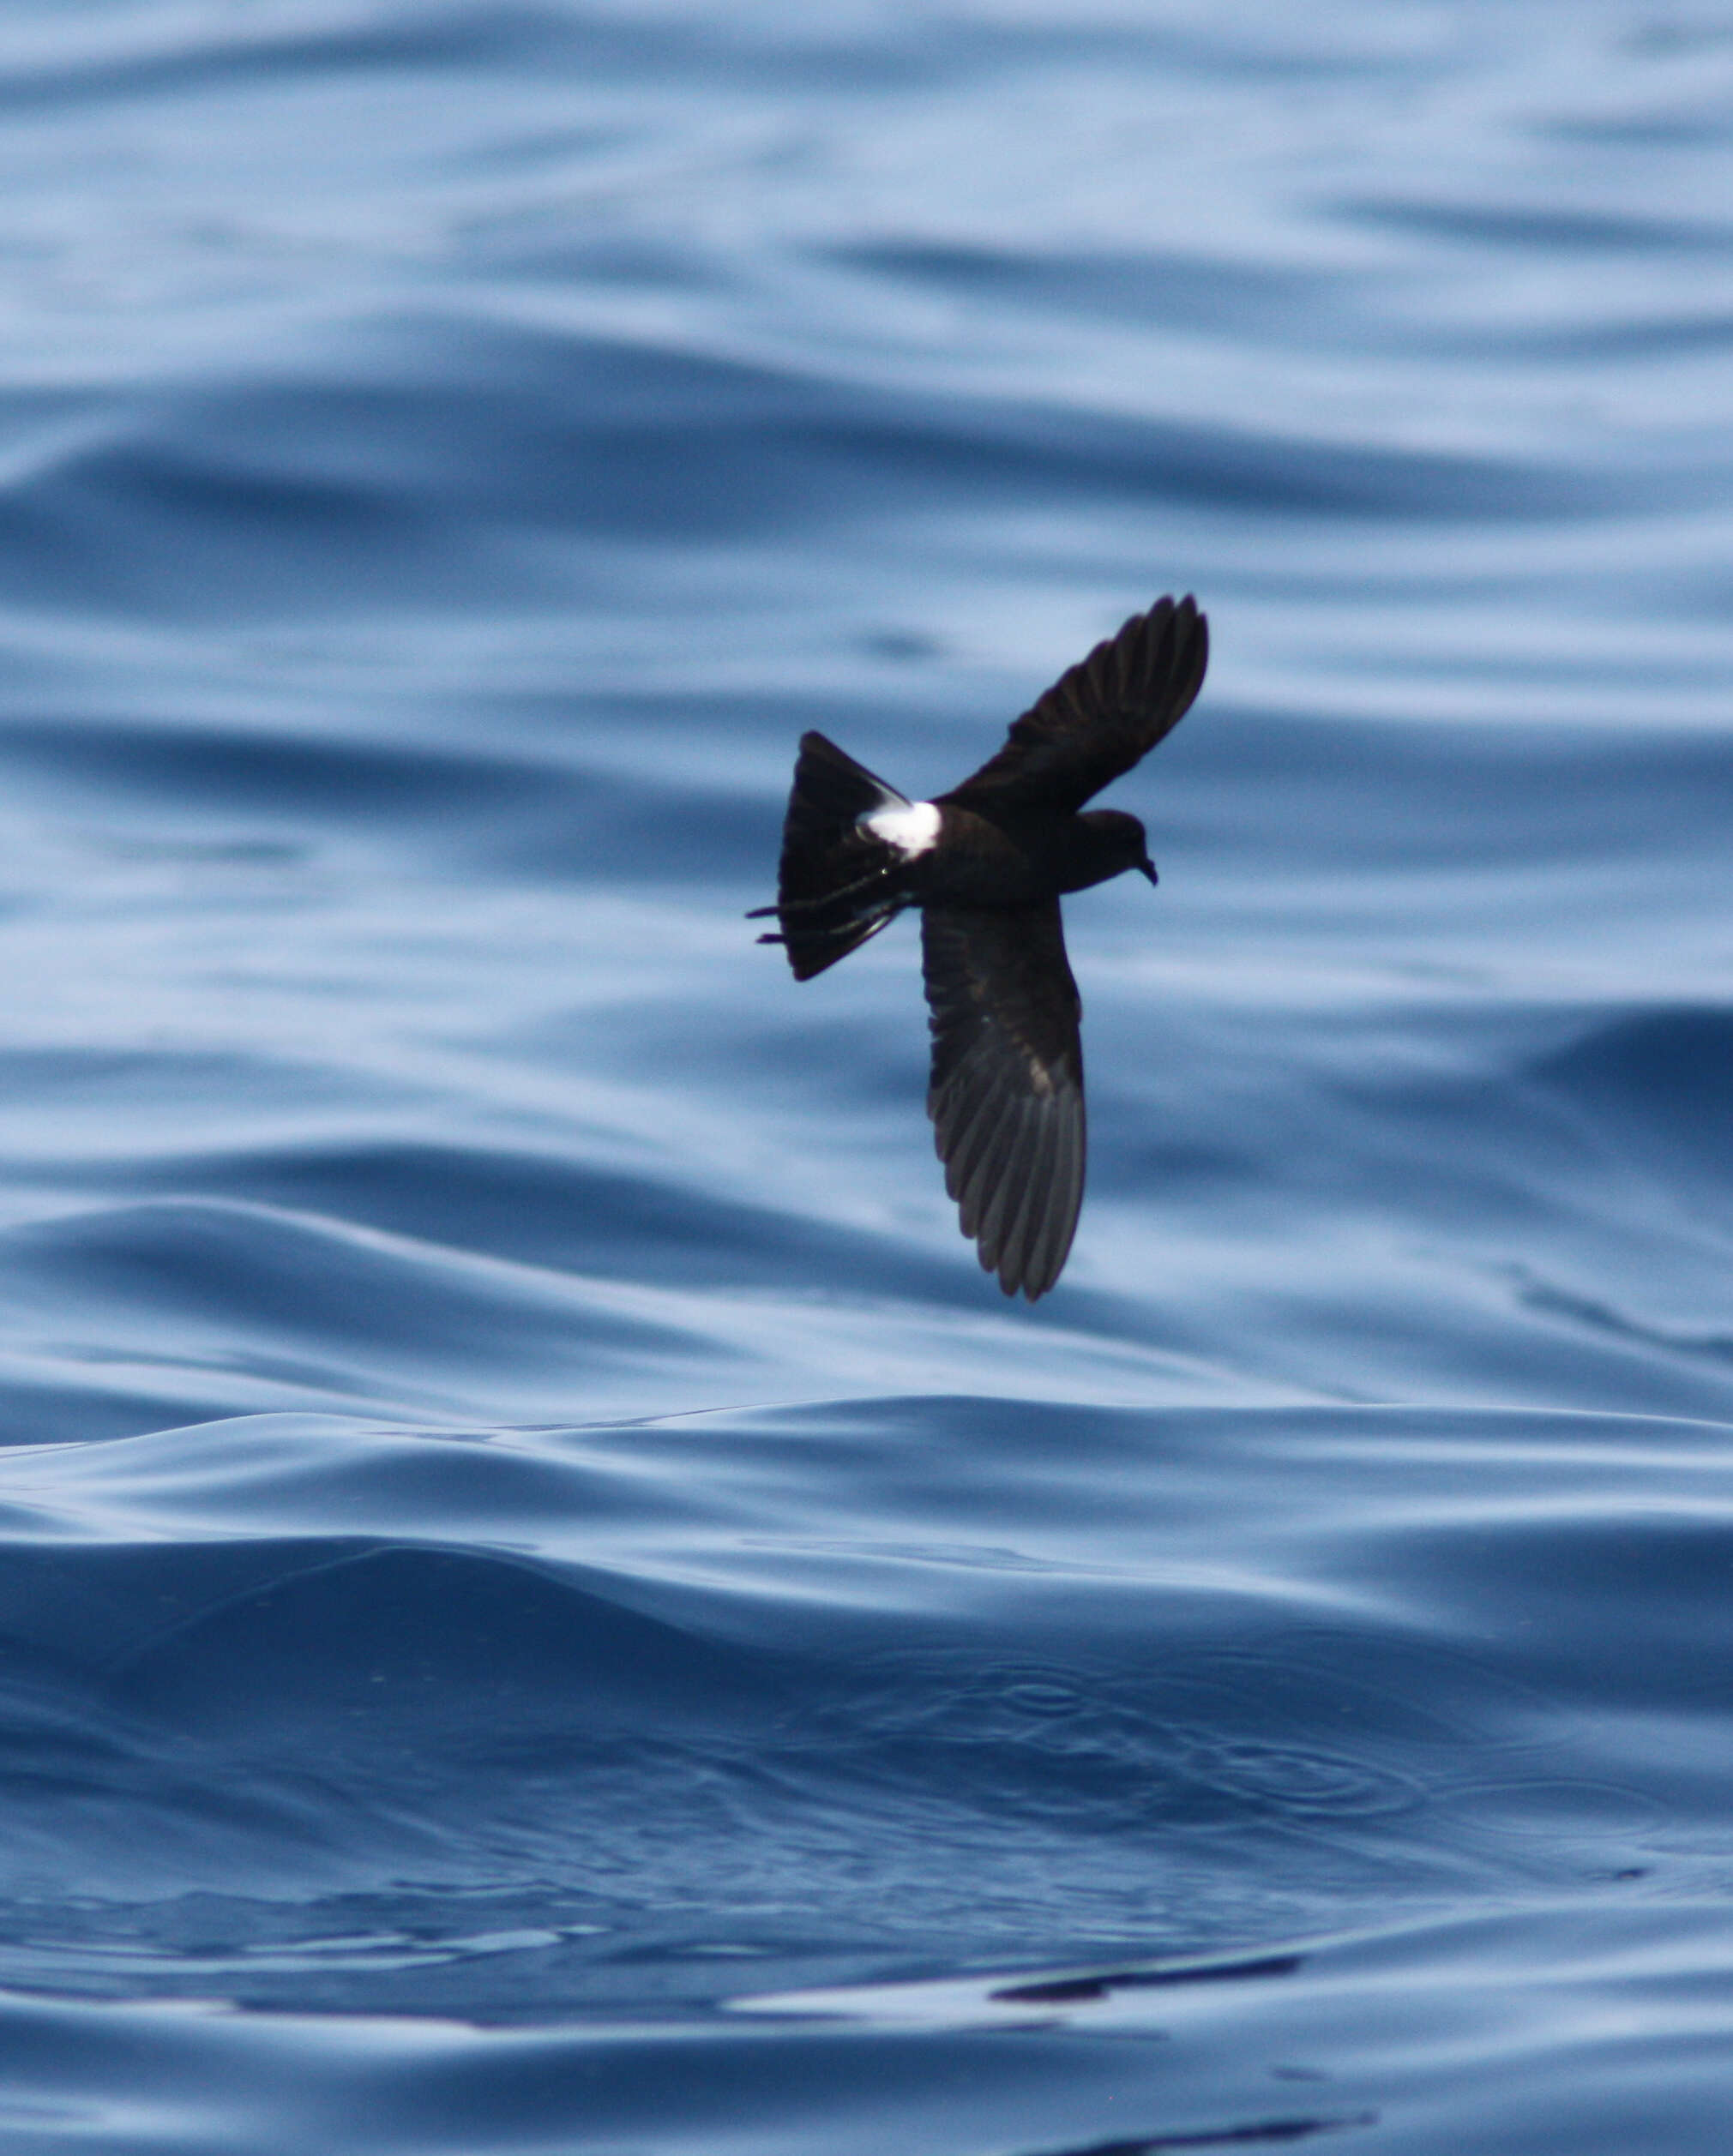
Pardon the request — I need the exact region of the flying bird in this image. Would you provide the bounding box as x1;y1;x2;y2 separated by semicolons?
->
750;595;1208;1300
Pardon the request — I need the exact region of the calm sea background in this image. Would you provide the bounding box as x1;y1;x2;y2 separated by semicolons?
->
0;3;1730;2150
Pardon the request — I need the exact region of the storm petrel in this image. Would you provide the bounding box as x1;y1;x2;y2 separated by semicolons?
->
750;595;1208;1300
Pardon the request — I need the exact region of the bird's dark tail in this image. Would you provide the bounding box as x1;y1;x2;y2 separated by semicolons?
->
749;731;913;980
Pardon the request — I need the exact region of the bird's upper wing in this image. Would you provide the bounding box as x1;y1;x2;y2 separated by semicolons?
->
944;595;1208;820
922;901;1085;1300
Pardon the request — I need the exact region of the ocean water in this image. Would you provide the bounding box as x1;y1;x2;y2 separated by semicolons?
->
0;2;1730;2148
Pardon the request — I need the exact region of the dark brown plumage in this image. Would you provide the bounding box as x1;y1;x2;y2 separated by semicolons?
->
750;595;1208;1298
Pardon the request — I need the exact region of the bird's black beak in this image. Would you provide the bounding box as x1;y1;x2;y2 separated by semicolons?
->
1140;858;1158;887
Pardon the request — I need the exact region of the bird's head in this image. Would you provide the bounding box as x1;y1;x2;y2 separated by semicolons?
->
1062;808;1158;894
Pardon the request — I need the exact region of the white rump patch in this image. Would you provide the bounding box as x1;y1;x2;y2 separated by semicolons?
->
860;799;942;858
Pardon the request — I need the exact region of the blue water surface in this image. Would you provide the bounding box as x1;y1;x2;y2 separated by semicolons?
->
0;3;1731;2149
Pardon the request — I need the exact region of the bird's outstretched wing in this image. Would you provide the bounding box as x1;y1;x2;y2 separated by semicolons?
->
944;595;1207;821
922;901;1085;1300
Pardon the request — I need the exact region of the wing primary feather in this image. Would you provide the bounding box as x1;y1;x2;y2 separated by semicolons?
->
1036;1111;1068;1294
1028;1098;1081;1298
932;1060;991;1203
1004;1096;1052;1292
975;1097;1032;1277
957;1084;1024;1242
936;1042;1015;1207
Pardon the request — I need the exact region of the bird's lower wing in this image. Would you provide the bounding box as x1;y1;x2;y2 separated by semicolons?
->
921;902;1085;1300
